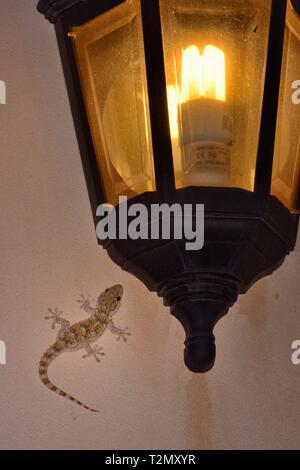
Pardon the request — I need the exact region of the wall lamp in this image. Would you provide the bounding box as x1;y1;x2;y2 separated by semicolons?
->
37;0;300;372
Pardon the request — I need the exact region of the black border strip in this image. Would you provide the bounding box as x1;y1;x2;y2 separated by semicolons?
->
254;0;287;200
140;0;175;198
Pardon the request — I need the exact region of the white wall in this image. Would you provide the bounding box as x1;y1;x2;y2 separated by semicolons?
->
0;0;300;450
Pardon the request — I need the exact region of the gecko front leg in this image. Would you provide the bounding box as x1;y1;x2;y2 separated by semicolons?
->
109;320;131;342
82;342;105;363
77;294;96;315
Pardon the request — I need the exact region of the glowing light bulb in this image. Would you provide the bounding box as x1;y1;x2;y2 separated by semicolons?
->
181;44;226;102
203;45;226;102
167;45;226;141
181;45;204;102
167;44;232;187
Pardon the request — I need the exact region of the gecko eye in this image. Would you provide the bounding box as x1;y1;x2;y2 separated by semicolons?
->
105;288;109;292
117;296;121;301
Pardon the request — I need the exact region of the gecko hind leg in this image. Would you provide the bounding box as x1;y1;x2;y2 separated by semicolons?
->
109;320;131;342
82;342;105;363
45;307;71;337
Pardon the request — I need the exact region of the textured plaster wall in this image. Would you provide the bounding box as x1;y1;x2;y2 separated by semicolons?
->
0;0;300;450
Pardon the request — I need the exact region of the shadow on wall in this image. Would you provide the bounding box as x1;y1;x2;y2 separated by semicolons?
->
185;377;213;449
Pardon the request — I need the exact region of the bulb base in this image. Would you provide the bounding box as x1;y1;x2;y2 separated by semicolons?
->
182;141;230;186
180;98;232;186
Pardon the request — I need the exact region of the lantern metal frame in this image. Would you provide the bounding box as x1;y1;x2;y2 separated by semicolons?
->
37;0;299;372
292;0;300;14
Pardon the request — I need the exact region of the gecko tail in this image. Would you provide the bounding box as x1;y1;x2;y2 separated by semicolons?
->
39;345;99;413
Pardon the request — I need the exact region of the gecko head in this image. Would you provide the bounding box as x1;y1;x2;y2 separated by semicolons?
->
98;285;123;313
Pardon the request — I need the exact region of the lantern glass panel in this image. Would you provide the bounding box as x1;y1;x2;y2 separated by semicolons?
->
271;2;300;212
159;0;272;190
71;0;155;205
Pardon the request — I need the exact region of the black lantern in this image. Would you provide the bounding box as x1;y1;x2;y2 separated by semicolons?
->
37;0;300;372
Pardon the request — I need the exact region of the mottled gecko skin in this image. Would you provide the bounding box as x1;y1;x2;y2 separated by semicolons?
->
39;285;130;412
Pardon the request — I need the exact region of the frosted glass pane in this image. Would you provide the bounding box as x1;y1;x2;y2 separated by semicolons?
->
160;0;272;190
71;0;155;205
272;2;300;212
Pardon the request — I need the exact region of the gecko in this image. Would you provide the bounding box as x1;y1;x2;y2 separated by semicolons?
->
38;285;130;412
